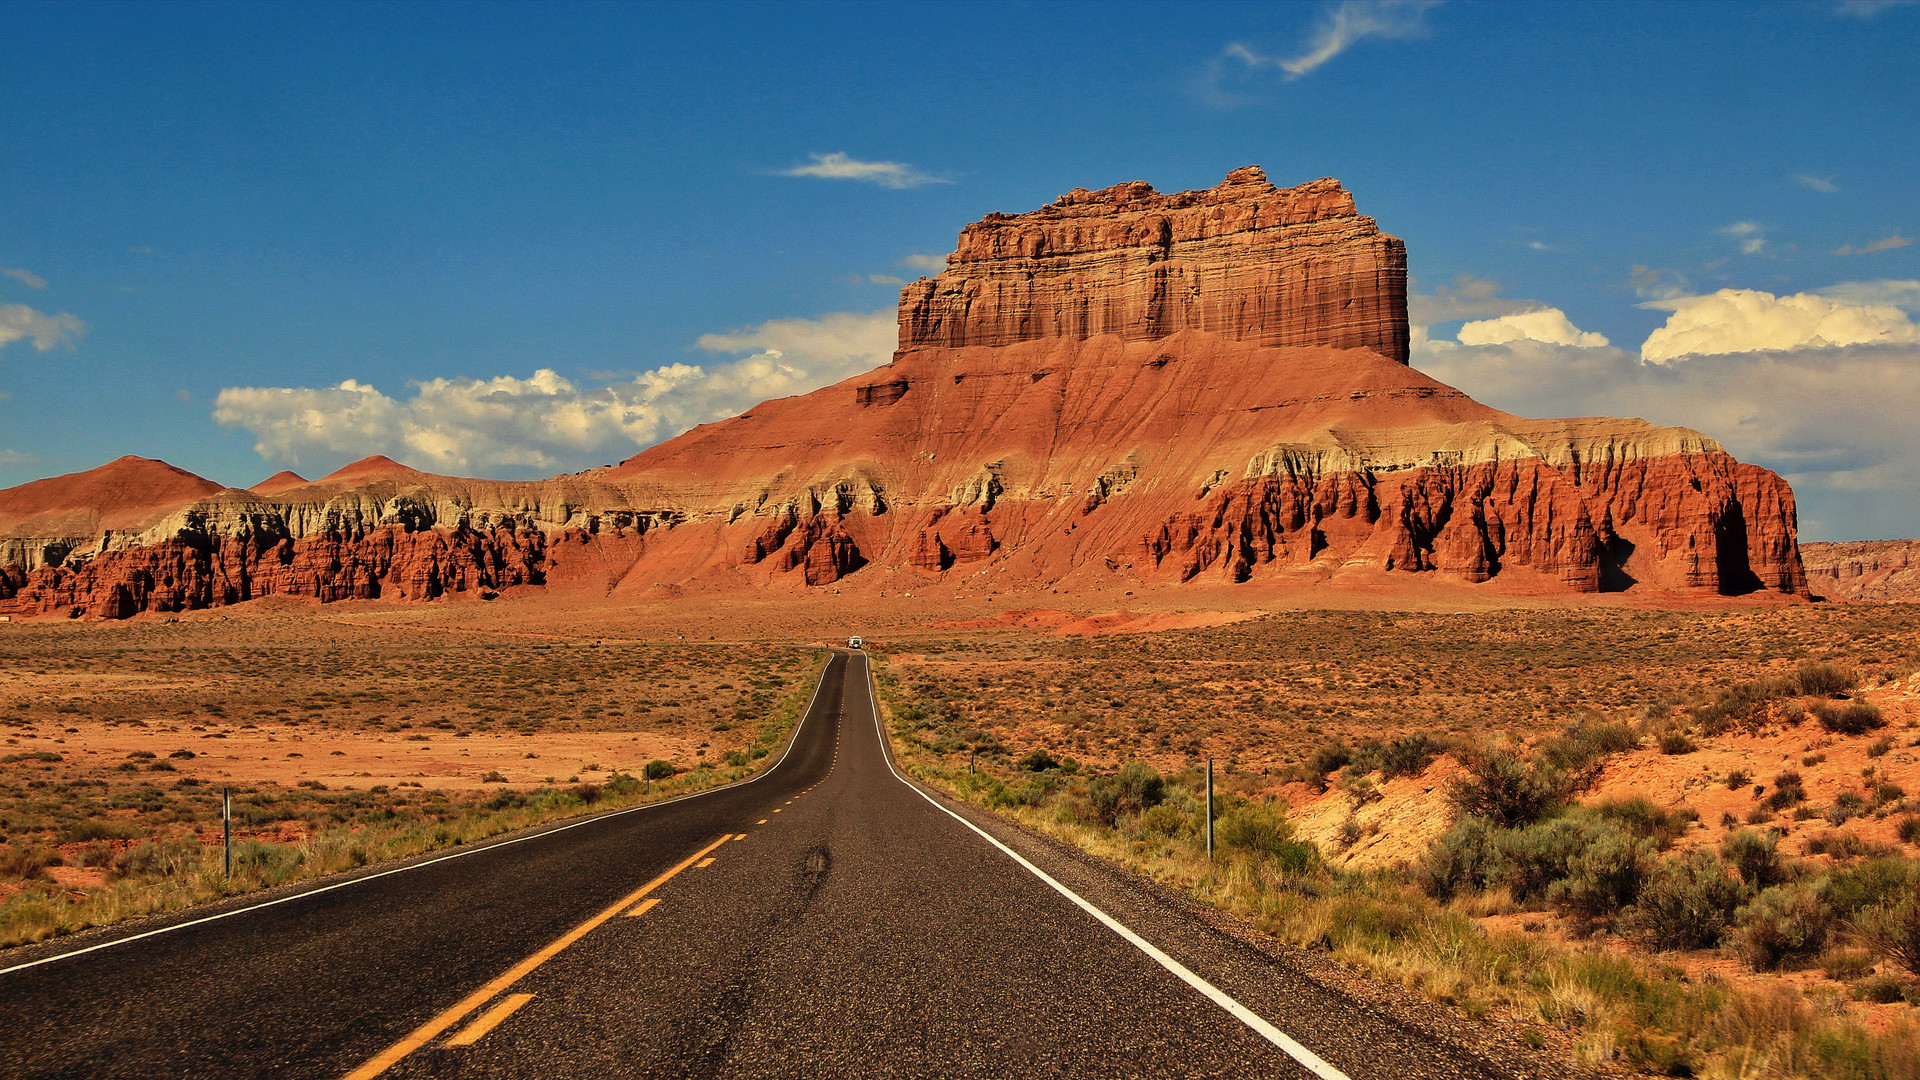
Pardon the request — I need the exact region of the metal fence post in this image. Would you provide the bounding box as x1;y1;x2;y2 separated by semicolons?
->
1205;758;1214;862
223;787;232;878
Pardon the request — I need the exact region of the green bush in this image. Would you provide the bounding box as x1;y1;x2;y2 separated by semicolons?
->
1496;817;1608;902
1629;849;1750;950
1853;893;1920;978
1658;732;1697;755
1734;883;1834;970
1795;661;1858;697
1586;797;1696;851
1766;771;1807;810
643;760;677;780
1720;829;1790;888
1447;749;1569;828
1418;815;1502;899
1017;748;1060;772
1813;700;1884;736
1548;829;1655;928
1216;803;1318;872
1537;722;1636;780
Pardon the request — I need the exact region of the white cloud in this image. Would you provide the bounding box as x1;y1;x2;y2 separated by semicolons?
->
780;152;947;190
1835;0;1917;16
0;450;32;465
214;311;897;473
898;254;946;273
1;267;47;289
1457;309;1609;348
1833;234;1912;256
1626;265;1692;301
1225;0;1441;79
1407;274;1541;326
1792;174;1840;193
1415;335;1920;540
868;274;907;286
0;304;85;351
1816;279;1920;312
1722;221;1768;255
1640;287;1920;363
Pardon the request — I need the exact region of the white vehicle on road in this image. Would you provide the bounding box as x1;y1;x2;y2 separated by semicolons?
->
847;636;863;649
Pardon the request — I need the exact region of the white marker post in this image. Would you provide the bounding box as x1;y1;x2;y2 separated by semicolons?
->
1205;758;1214;862
222;787;232;878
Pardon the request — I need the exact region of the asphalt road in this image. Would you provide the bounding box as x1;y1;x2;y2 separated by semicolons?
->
0;649;1518;1080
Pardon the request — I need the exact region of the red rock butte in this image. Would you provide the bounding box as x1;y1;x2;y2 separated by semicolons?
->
0;168;1809;619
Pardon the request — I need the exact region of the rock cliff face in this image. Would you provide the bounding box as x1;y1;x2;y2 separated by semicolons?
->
1800;541;1920;603
898;168;1409;363
0;167;1809;618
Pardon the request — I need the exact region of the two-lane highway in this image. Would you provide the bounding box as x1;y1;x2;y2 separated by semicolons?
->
1;650;1517;1079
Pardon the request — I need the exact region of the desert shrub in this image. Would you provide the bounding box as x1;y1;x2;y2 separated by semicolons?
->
1139;801;1191;838
1289;742;1351;792
1495;817;1604;902
1586;796;1697;851
1721;829;1791;888
1630;849;1750;950
1898;816;1920;844
643;760;677;780
1725;769;1752;790
1823;947;1877;981
1795;661;1858;697
1824;858;1918;918
1017;748;1060;772
1694;676;1796;733
1658;732;1697;755
1537;721;1636;781
1373;733;1440;780
0;843;56;879
1215;802;1317;872
1851;972;1912;1004
1869;737;1895;759
60;819;138;844
1418;815;1502;899
1548;829;1656;928
1734;883;1835;970
1447;749;1569;828
1825;790;1868;827
568;783;601;805
1767;770;1807;811
1872;781;1905;806
1113;761;1165;812
1855;893;1920;978
1814;700;1885;736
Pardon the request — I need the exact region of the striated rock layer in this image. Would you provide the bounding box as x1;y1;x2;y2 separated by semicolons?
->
1801;541;1920;603
898;167;1409;362
0;168;1808;618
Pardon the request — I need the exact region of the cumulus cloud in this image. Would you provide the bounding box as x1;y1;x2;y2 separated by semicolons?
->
1640;288;1920;363
1457;309;1610;348
0;304;85;351
1833;234;1912;256
1;267;47;289
780;152;947;190
898;254;946;273
1416;334;1920;540
215;311;895;474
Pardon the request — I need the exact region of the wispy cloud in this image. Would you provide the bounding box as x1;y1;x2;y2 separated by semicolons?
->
1624;265;1693;301
0;450;32;465
1792;174;1840;193
1833;235;1913;256
1;267;47;289
1835;0;1917;17
898;254;946;273
1722;221;1768;255
0;304;85;352
780;152;948;190
867;274;906;286
216;311;897;473
1226;1;1441;81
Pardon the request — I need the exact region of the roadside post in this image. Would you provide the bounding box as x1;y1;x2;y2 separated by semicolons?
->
222;787;232;878
1205;758;1214;862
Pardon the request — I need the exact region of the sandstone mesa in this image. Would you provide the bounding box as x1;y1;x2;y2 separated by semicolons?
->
0;167;1810;619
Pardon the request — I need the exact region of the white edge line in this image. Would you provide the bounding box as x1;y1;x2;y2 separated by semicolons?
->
858;652;1351;1080
0;648;838;978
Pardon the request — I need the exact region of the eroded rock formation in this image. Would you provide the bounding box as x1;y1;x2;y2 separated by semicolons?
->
1800;541;1920;603
0;168;1809;618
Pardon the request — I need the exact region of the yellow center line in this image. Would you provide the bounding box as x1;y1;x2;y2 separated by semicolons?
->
445;993;534;1047
623;897;660;918
339;832;732;1080
694;857;716;868
757;819;768;824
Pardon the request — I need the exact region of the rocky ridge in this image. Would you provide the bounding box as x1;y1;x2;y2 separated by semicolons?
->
0;168;1808;618
1800;540;1920;603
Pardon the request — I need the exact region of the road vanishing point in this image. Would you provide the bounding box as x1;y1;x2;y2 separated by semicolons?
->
1;650;1516;1079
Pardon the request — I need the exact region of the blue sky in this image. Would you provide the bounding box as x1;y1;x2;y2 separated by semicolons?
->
1;0;1916;538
